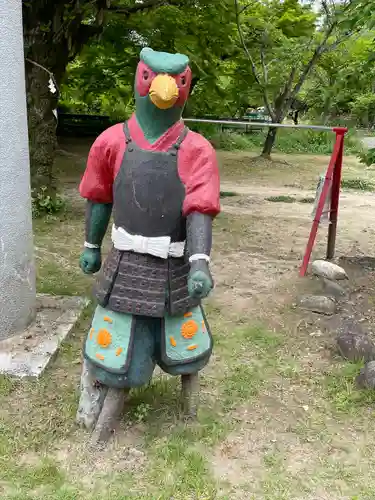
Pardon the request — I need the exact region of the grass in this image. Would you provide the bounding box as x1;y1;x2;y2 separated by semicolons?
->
341;178;374;191
323;361;375;414
299;196;315;203
266;195;315;204
3;143;375;498
192;124;363;155
2;192;292;498
0;210;298;498
219;325;286;410
358;146;375;167
266;195;296;203
217;150;367;192
220;190;238;198
0;309;287;498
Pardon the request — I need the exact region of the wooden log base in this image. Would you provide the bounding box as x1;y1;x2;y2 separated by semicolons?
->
90;387;129;446
181;372;200;420
76;359;108;431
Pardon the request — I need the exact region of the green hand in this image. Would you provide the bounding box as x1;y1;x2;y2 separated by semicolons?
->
79;248;102;274
188;261;213;299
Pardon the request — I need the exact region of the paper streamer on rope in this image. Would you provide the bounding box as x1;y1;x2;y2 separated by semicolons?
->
26;58;59;122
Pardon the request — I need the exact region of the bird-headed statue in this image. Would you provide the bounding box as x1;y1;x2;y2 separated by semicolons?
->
76;47;220;443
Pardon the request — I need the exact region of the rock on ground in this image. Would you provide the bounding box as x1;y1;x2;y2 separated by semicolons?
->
356;361;375;389
337;333;375;362
0;294;89;378
312;260;348;281
298;295;336;316
322;278;347;298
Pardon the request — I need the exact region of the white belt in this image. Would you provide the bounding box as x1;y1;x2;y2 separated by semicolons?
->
111;225;185;259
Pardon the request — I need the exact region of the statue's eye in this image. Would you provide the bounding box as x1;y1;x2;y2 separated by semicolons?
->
181;76;186;86
143;71;149;81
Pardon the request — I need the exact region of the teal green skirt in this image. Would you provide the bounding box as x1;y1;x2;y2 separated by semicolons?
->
83;305;213;388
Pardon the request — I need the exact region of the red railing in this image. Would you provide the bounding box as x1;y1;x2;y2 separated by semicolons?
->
299;127;347;276
184;119;348;277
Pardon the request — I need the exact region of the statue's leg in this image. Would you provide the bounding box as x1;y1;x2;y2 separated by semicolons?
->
88;316;156;444
76;358;108;431
181;372;200;419
90;386;129;445
155;306;212;420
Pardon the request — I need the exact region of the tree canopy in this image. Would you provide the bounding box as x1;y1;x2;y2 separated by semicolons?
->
22;0;375;190
60;0;237;118
61;0;375;128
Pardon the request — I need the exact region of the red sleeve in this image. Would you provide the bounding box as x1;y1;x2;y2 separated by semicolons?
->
79;124;123;203
179;131;221;217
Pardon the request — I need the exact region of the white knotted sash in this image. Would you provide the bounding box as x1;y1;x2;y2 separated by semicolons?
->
111;225;185;259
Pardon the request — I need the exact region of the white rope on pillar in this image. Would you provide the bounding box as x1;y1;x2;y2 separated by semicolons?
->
25;58;59;121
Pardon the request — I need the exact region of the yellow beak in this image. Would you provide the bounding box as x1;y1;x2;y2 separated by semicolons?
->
149;74;179;110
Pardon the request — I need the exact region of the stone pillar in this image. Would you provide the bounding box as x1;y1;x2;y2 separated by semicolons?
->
0;0;36;340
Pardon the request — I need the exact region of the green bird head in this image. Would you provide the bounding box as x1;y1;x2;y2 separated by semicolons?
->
134;47;192;142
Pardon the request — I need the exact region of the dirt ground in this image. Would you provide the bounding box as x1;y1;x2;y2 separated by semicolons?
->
213;151;375;500
2;142;375;499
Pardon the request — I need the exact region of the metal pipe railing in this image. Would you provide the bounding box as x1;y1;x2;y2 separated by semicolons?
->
184;118;344;133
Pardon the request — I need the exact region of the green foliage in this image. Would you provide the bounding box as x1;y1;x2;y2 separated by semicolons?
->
299;197;315;204
0;377;18;398
271;129;339;154
227;0;319;127
60;0;237;120
60;0;348;129
359;147;375;167
197;127;362;155
305;33;375;126
275;0;316;38
266;195;315;203
31;187;65;218
56;0;373;161
344;0;375;31
341;178;374;191
220;324;285;410
131;402;152;424
59;42;137;119
266;195;296;203
350;92;375;128
208;131;253;151
220;191;238;198
323;361;375;413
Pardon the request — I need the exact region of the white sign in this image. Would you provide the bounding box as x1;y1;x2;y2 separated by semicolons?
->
312;174;331;224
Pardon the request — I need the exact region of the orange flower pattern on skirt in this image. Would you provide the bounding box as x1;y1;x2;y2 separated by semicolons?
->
181;320;199;339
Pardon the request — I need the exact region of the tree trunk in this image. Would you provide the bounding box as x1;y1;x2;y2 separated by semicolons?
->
261;92;287;159
22;3;88;197
261;126;278;159
25;58;59;195
322;95;332;125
